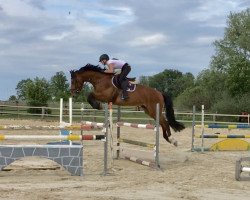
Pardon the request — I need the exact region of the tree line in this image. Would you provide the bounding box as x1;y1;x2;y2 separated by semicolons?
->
8;9;250;114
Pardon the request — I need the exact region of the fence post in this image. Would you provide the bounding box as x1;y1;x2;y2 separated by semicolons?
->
191;105;196;151
201;105;205;153
116;106;121;159
103;103;108;175
155;103;160;168
41;107;45;119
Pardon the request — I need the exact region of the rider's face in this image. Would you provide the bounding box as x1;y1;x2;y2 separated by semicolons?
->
101;60;107;65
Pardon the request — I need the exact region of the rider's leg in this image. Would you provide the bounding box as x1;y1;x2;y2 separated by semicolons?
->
121;79;129;99
119;64;131;100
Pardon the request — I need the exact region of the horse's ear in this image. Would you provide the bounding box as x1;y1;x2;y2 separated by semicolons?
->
70;70;75;78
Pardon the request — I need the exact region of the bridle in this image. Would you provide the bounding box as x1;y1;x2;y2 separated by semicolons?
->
70;71;82;94
70;79;81;94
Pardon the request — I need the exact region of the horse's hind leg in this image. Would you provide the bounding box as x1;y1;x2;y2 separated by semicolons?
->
144;104;178;146
160;116;178;146
141;105;177;146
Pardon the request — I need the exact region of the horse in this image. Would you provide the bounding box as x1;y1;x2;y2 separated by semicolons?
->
70;64;185;146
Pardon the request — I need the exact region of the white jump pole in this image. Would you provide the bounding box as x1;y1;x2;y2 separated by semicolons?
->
60;98;63;125
80;102;84;145
69;97;73;145
59;98;72;145
242;167;250;173
69;97;73;125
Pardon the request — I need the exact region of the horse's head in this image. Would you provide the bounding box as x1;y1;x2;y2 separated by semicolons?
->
70;64;108;96
70;70;83;96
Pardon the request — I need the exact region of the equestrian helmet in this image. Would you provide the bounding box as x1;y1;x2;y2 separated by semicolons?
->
99;54;109;62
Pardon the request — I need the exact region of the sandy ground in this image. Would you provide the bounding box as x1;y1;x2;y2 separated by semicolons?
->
0;119;250;200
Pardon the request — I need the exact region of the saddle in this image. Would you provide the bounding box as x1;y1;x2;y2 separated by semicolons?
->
112;75;137;92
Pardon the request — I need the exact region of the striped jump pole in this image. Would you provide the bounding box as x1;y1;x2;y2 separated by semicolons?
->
0;124;93;131
81;121;105;128
117;122;155;130
0;134;105;141
124;156;156;168
196;135;250;138
195;124;250;129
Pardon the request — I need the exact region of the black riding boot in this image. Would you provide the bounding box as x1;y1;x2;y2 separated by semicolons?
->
121;90;129;100
119;64;131;100
121;80;129;100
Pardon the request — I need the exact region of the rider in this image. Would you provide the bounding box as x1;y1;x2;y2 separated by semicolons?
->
99;54;131;100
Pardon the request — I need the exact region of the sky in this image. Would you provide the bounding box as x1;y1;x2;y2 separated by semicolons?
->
0;0;249;100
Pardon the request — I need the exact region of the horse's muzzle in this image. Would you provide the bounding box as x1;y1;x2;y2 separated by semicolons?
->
70;89;80;96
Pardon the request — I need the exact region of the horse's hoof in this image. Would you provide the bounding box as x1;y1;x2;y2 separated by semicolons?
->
169;138;178;147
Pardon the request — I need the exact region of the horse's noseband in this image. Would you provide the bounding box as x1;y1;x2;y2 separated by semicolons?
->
70;88;80;94
71;77;82;94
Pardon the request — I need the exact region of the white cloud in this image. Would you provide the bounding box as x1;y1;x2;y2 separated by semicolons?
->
0;38;10;44
194;36;219;45
43;32;70;41
0;0;44;17
187;0;248;27
85;6;134;26
129;33;168;47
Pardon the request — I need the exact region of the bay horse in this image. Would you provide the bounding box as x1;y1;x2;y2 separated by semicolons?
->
70;64;185;146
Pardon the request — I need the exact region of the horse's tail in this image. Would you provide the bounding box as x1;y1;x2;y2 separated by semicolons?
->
162;93;185;132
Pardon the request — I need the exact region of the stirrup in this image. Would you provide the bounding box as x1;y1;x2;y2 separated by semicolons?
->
121;93;129;100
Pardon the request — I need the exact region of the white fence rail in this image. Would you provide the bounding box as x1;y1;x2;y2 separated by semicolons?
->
0;103;249;125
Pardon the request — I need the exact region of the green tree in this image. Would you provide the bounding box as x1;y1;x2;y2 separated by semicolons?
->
8;95;18;102
16;79;32;100
25;77;51;105
175;86;210;110
210;9;250;97
171;72;195;98
148;69;194;98
139;76;150;86
196;69;228;107
175;69;227;110
16;77;51;113
149;69;182;96
50;71;70;101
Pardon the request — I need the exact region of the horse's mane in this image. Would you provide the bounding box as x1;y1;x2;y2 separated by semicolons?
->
77;63;105;73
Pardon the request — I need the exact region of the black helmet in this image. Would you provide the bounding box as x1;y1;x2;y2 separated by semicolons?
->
99;54;109;62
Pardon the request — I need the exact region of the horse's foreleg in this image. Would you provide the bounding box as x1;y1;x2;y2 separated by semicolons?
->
87;93;103;110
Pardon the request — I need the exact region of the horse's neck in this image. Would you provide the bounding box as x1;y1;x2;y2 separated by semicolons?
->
80;71;111;85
